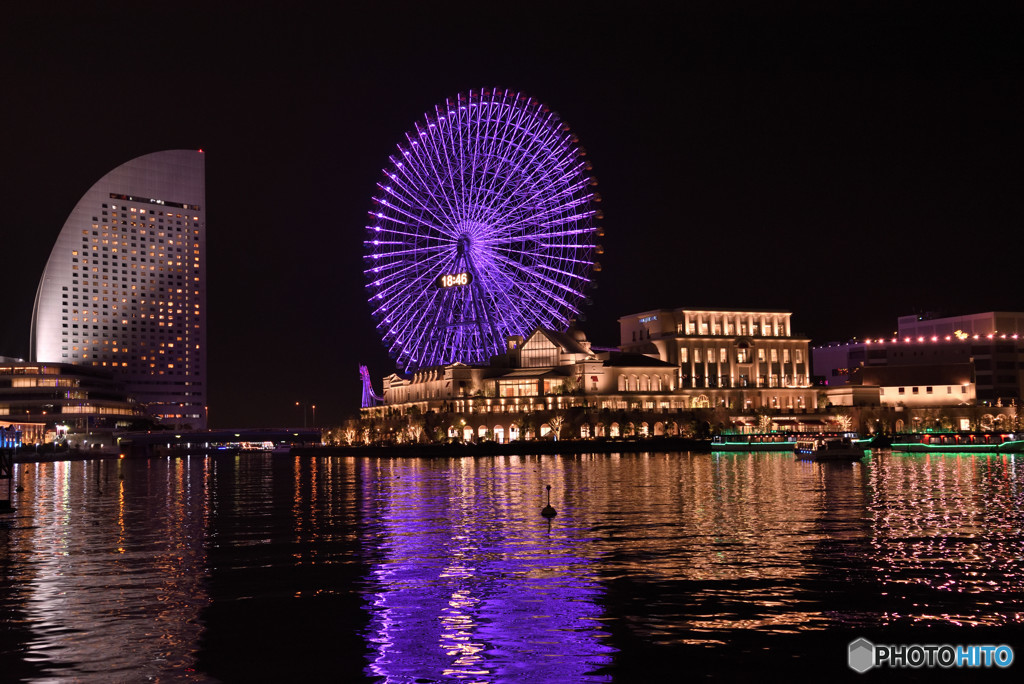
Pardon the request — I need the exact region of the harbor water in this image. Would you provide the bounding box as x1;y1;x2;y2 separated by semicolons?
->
1;451;1022;681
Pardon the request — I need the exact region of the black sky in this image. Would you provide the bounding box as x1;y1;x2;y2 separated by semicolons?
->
1;2;1021;427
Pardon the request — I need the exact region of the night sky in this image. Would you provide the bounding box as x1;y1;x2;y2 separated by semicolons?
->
1;2;1021;427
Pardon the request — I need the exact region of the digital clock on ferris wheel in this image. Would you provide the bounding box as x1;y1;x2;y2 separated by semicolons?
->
436;272;474;288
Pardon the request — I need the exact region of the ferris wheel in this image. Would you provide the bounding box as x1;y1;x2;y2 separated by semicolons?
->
364;89;602;372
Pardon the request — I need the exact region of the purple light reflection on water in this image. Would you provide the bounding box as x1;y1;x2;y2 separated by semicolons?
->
360;456;614;682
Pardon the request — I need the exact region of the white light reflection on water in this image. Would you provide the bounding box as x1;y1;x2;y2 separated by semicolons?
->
2;458;211;682
865;451;1024;627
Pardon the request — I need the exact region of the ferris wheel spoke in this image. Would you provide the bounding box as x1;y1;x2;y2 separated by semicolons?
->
474;99;508;224
432;107;471;224
370;258;447;309
374;196;457;240
521;195;596;228
363;243;449;261
486;163;589;231
468;100;495;225
484;254;573;321
536;260;594;281
372;250;460;316
506;257;585;304
412;123;465;228
393;149;463;235
381;172;459;238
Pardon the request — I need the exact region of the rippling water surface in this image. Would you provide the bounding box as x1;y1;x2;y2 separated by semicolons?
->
1;451;1022;681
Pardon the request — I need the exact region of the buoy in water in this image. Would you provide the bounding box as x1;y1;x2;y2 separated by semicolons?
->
541;484;557;518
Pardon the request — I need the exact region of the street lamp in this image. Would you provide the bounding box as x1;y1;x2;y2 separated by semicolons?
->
311;404;317;428
295;401;308;428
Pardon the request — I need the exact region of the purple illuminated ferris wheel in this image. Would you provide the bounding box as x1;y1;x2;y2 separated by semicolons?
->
365;89;602;372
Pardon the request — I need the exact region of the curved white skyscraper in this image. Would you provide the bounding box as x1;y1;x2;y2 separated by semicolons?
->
31;150;206;428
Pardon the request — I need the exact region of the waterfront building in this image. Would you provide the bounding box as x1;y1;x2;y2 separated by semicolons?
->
374;328;681;412
30;150;206;428
365;321;824;443
813;311;1024;405
0;361;147;445
618;308;816;411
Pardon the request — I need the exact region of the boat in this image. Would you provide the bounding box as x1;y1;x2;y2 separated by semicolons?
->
888;432;1024;454
711;433;799;452
794;436;867;462
713;431;861;453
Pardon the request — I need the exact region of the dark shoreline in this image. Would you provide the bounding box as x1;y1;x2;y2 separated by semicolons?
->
9;437;715;463
11;449;122;464
292;436;713;458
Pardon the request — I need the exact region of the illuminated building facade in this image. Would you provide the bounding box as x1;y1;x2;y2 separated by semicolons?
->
814;311;1024;406
375;328;681;415
618;308;816;411
0;361;146;445
365;322;823;442
30;150;206;428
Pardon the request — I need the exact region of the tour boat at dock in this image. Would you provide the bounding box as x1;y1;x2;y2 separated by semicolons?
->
711;433;799;452
888;432;1024;454
794;436;868;462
